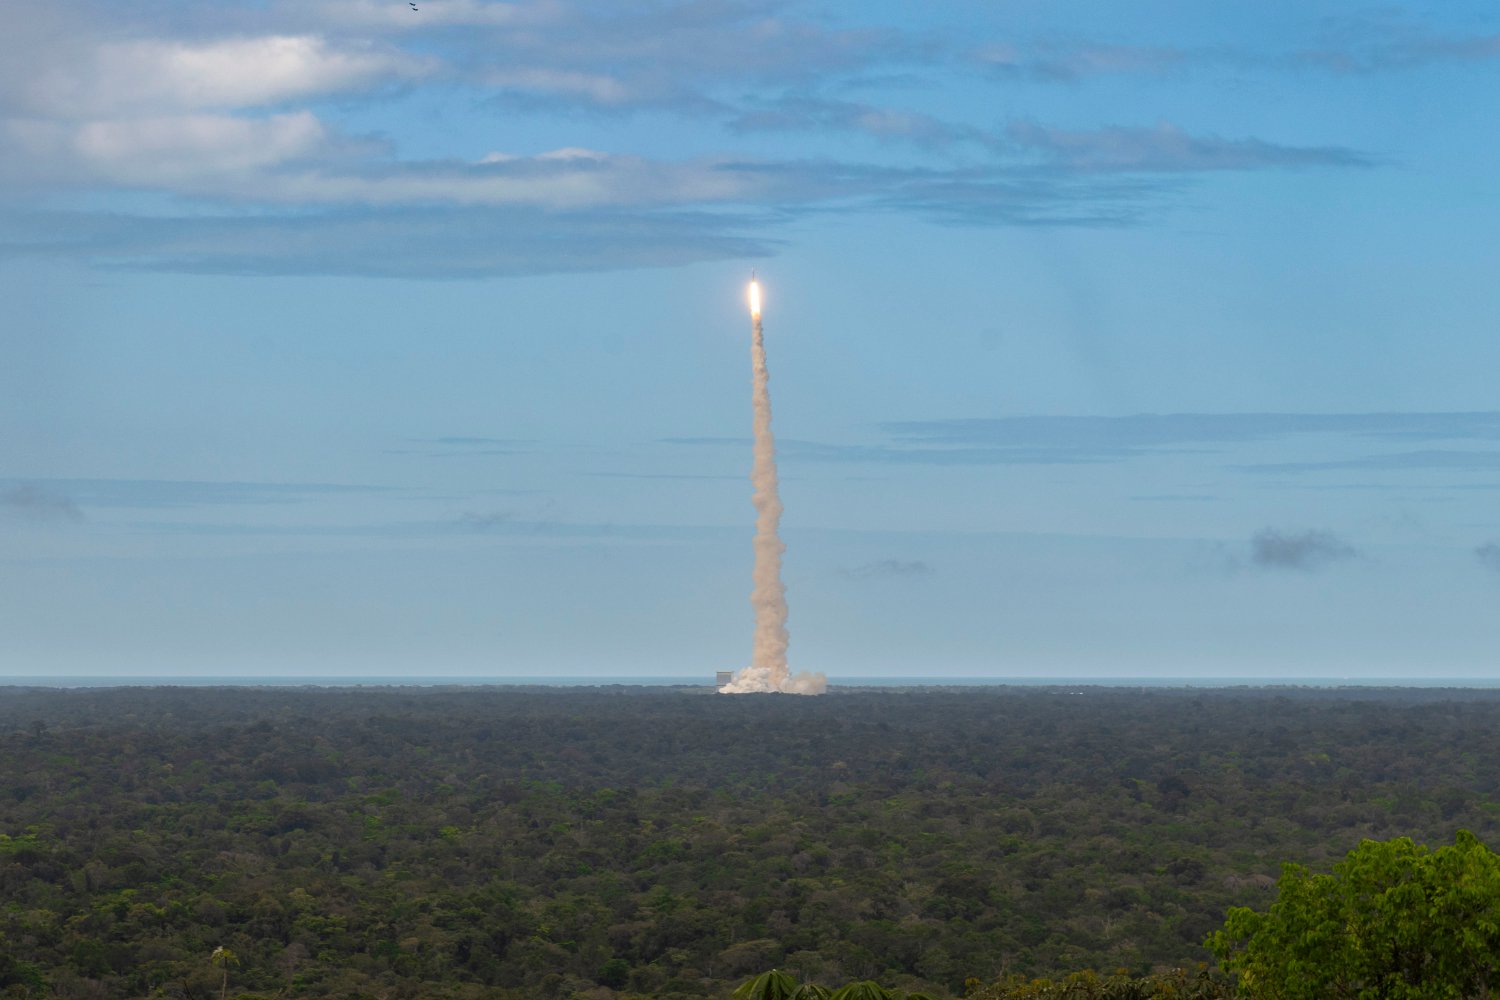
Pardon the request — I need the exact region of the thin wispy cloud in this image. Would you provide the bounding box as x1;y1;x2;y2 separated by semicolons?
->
1298;14;1500;74
457;496;559;531
729;96;992;149
976;41;1190;81
299;0;548;32
280;0;916;112
727;102;1364;176
0;478;387;509
590;472;742;481
878;171;1173;227
1;130;1356;211
665;435;1110;466
458;510;519;530
0;205;778;278
843;558;934;580
1;485;85;523
428;436;531;447
973;20;1500;82
464;4;915;111
149;515;725;542
387;436;537;457
1242;451;1500;475
881;413;1500;461
0;149;1327;276
1476;543;1500;575
668;414;1500;469
1007;121;1370;172
1250;528;1358;571
1131;494;1217;502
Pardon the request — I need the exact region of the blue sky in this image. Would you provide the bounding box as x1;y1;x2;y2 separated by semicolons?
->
4;1;1500;680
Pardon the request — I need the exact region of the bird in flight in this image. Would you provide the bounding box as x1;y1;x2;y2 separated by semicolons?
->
409;2;418;9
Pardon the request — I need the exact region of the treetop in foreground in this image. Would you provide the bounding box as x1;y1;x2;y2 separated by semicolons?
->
967;968;1231;999
738;967;1233;1000
733;969;939;1000
1208;830;1500;999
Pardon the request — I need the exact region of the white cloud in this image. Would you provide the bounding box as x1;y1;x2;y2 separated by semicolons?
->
23;35;431;118
481;68;634;105
977;41;1188;81
456;5;907;111
226;150;762;208
730;96;988;149
0;1;1377;272
6;112;333;186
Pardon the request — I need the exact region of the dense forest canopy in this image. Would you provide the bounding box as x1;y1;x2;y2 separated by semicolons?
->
2;685;1499;1000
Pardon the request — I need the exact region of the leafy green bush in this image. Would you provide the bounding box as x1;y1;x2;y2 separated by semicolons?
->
734;970;940;1000
965;968;1231;999
1208;830;1500;999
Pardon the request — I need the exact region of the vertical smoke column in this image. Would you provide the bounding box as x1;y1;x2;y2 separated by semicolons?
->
721;277;826;695
747;277;790;686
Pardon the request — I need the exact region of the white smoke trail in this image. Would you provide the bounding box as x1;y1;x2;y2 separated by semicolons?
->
722;279;827;696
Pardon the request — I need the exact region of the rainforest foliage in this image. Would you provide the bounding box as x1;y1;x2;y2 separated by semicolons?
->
1209;829;1500;999
732;965;1236;1000
2;684;1500;1000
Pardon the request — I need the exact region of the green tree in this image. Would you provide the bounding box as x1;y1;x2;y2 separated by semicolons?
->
1208;830;1500;999
735;970;802;1000
828;984;894;1000
793;985;833;1000
598;957;631;990
968;969;1231;1000
736;971;945;1000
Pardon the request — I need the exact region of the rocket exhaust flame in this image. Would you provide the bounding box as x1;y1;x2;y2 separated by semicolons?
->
721;276;827;696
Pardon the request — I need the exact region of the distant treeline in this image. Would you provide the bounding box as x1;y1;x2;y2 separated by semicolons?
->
2;684;1499;1000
